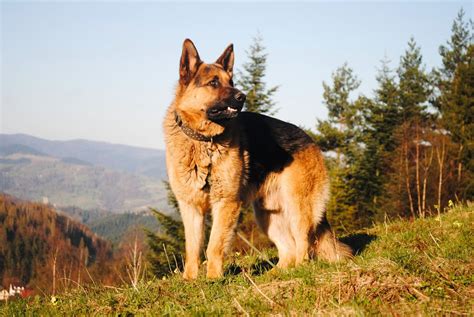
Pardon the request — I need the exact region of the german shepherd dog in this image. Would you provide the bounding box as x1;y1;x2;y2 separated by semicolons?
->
163;39;352;280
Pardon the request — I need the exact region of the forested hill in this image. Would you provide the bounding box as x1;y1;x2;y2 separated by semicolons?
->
0;194;114;293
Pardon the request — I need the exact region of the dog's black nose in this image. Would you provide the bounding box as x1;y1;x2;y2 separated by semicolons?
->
235;92;246;103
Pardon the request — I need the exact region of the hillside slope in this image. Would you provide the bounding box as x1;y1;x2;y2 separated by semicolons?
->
55;206;159;245
89;211;160;245
2;203;473;315
0;194;113;293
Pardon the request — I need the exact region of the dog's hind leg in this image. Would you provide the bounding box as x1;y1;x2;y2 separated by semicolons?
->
277;171;315;266
179;201;205;280
254;203;296;268
287;205;312;266
282;149;331;265
206;199;241;278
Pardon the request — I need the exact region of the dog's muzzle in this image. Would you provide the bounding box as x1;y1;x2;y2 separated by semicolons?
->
207;91;246;121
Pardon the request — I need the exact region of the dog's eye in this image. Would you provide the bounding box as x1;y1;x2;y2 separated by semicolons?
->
208;79;219;88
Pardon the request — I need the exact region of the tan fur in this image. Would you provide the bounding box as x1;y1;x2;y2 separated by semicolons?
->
164;39;352;280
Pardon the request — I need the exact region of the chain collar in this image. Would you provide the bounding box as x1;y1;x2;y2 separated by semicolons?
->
174;111;213;142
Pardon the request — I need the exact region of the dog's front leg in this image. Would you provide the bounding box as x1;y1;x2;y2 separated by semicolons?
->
179;201;205;280
206;199;241;279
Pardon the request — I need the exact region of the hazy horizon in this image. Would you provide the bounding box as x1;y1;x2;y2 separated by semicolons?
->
0;131;164;151
2;2;471;150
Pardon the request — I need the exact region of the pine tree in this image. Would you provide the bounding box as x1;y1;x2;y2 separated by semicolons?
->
398;37;431;121
355;58;401;221
439;8;472;80
236;34;279;115
371;58;401;153
323;63;362;129
315;64;364;232
320;63;363;156
441;45;474;199
392;38;433;218
145;181;185;277
435;9;473;201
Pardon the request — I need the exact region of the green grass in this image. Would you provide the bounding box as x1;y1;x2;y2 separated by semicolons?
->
2;203;473;316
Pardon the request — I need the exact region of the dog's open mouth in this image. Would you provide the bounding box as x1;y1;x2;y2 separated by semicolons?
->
207;104;241;121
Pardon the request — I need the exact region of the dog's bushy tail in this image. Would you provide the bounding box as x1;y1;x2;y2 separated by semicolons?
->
313;217;353;262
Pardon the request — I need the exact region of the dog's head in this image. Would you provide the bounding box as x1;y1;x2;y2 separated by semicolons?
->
174;39;246;137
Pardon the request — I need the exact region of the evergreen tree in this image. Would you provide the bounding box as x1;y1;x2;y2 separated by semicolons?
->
391;38;433;218
370;58;401;153
355;58;401;220
320;63;363;156
435;9;473;201
439;8;472;80
398;37;431;121
440;45;474;199
236;34;279;115
145;181;185;277
323;63;362;129
315;64;364;231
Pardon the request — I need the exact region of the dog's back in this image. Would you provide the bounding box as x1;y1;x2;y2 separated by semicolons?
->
237;112;314;185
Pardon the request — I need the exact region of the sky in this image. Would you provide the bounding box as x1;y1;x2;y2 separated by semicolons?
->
1;1;471;150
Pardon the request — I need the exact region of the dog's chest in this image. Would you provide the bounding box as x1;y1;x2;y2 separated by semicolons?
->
180;142;223;190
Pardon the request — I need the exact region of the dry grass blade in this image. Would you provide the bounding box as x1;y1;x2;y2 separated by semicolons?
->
237;232;276;268
243;271;276;307
429;231;441;249
396;276;430;301
435;308;470;316
233;298;249;316
200;288;207;302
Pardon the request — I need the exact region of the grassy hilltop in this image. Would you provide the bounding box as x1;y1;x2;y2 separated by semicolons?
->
2;203;473;316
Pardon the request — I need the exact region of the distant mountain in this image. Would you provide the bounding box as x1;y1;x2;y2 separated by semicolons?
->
0;151;169;213
0;134;167;180
0;193;113;291
0;144;46;156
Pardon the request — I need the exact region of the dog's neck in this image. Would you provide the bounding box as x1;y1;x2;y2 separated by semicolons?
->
174;111;214;142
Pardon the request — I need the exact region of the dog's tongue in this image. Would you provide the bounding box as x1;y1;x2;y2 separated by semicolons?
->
227;107;237;113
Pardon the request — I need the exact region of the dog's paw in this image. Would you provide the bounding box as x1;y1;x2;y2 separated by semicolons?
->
183;267;199;280
206;263;223;279
206;269;223;279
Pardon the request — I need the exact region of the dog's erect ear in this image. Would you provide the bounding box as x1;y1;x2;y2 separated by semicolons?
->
180;39;202;85
215;44;234;77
